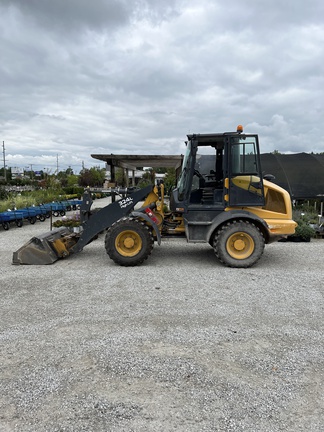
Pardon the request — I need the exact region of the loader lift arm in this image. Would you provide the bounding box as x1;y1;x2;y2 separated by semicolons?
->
13;185;154;265
73;185;153;253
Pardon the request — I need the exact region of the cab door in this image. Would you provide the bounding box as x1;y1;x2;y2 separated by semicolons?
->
227;135;265;207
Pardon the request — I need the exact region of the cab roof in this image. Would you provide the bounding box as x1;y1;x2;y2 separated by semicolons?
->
187;132;255;146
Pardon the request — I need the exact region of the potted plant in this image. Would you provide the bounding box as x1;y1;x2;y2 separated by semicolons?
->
52;214;82;232
288;220;315;242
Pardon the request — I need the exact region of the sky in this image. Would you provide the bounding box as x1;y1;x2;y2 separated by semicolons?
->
1;0;324;174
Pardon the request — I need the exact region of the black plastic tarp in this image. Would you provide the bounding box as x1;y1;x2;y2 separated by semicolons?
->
261;153;324;200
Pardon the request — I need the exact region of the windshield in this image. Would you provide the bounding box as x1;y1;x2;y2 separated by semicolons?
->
177;142;192;199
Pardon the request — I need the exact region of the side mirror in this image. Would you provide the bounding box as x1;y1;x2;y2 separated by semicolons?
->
263;174;275;182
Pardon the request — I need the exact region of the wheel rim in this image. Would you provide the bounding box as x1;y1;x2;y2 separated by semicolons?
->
115;230;142;257
226;231;255;260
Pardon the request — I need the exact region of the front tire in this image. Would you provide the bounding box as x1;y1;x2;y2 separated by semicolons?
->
105;218;154;266
214;220;265;268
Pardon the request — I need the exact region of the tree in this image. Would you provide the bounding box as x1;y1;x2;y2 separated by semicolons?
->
115;167;126;186
57;167;76;188
164;168;176;193
0;167;12;182
57;170;68;187
79;167;106;187
67;174;79;187
0;185;9;199
137;168;155;188
143;168;155;183
45;174;62;190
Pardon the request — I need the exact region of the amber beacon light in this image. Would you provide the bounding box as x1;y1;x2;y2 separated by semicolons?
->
237;124;243;133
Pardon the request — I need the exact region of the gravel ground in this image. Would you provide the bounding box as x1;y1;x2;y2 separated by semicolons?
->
0;198;323;431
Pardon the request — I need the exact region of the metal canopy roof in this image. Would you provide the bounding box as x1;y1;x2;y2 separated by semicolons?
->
91;154;183;170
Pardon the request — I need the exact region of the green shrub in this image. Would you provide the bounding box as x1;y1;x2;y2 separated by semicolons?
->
291;220;316;241
63;186;84;196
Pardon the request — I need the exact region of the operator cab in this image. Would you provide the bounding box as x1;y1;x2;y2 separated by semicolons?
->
170;126;265;212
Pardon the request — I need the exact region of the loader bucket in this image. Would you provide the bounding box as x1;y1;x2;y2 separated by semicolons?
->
12;227;77;265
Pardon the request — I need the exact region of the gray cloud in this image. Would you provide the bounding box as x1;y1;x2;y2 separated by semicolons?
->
2;0;129;33
1;0;324;173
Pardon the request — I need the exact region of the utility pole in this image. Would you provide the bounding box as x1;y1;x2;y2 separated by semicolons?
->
2;141;6;182
56;154;59;174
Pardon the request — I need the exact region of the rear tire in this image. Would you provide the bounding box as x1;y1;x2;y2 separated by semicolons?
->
214;220;265;268
105;218;154;266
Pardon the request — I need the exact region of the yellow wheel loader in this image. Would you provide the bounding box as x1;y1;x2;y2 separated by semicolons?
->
13;126;296;268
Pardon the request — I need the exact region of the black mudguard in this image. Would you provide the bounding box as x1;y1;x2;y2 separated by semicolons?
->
205;209;270;244
130;211;162;245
